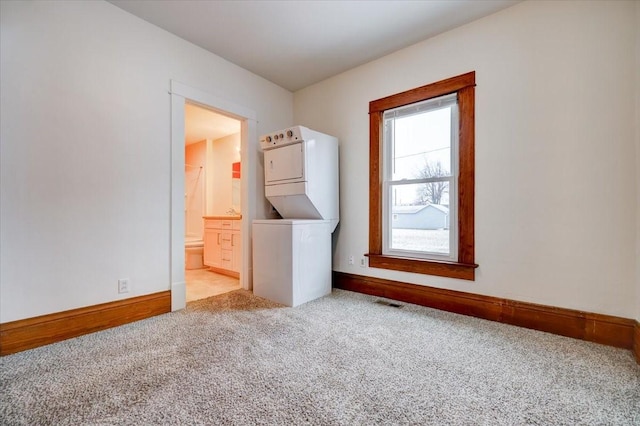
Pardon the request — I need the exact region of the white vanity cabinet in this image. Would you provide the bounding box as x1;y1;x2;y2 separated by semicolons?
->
203;216;241;278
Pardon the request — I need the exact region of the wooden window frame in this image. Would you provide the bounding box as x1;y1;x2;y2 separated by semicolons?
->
368;72;478;280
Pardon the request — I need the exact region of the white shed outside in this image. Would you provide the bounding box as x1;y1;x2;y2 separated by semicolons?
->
392;204;449;230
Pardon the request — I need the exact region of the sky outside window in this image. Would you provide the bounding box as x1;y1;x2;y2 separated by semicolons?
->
389;106;452;206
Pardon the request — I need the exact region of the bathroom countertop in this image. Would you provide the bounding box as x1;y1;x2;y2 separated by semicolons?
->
203;215;242;220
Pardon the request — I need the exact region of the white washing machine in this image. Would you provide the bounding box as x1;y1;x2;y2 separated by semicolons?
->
253;219;332;307
253;126;339;307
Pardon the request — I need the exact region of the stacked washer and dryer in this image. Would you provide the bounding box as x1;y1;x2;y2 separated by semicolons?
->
253;126;339;307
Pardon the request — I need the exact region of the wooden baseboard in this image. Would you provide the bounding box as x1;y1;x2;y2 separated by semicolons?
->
0;291;171;356
634;322;640;364
333;272;635;351
207;267;239;279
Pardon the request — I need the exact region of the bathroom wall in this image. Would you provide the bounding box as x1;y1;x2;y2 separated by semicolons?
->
185;134;240;237
208;133;241;215
185;141;207;238
0;1;293;323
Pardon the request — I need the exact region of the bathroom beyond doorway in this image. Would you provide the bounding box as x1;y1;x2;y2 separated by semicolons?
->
184;102;242;302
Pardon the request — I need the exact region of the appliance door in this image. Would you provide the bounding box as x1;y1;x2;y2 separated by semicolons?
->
252;220;294;306
264;142;304;185
252;220;331;307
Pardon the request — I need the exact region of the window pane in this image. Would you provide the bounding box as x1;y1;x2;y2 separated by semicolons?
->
388;106;452;181
390;182;450;255
391;228;450;255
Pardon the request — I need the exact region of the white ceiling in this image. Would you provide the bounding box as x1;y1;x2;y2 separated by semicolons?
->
185;103;241;145
109;0;521;92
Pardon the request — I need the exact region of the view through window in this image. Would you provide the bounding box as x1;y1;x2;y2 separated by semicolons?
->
384;94;457;260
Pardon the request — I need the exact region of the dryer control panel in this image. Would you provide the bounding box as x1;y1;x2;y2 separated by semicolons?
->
259;126;305;150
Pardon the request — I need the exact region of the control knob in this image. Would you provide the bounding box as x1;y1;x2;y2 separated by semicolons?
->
286;130;294;137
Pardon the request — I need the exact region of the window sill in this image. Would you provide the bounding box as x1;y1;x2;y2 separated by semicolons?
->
366;254;478;281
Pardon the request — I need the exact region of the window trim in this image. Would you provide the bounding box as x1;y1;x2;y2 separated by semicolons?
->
368;72;478;281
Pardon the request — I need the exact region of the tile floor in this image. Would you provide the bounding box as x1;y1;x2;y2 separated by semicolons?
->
185;268;241;302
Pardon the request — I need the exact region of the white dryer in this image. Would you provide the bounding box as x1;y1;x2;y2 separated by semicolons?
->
261;125;339;231
253;126;339;307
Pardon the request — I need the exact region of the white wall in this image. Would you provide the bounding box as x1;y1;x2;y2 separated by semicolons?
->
209;133;241;215
295;0;638;318
0;0;293;323
636;2;640;322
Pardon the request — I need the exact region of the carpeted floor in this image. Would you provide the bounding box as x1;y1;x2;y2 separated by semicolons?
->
1;289;638;425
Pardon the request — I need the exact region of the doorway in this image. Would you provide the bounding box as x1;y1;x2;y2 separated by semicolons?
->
170;81;258;312
184;103;242;302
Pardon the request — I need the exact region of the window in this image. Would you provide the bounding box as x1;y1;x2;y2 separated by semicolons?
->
368;72;477;280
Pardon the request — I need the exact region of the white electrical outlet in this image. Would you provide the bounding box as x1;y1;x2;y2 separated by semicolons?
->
118;278;130;294
348;255;354;265
360;257;367;267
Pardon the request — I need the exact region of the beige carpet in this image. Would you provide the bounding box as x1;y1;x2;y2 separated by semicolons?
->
1;289;638;425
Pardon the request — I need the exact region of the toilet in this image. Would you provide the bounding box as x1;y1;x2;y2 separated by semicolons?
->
185;236;204;269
